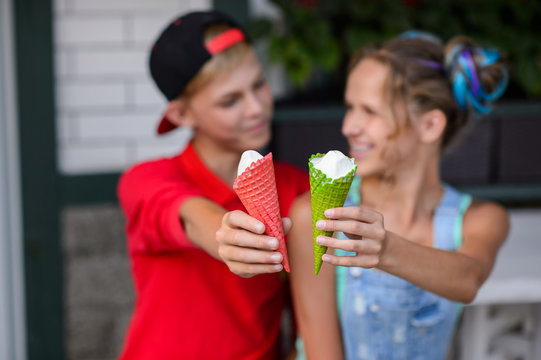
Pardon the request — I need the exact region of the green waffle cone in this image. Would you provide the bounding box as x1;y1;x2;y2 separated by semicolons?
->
309;153;357;275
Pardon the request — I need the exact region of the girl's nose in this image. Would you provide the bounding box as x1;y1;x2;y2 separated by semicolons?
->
342;112;364;138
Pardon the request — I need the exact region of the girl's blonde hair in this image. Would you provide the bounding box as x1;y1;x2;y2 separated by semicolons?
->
181;23;251;99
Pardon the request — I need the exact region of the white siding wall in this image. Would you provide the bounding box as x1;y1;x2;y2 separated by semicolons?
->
54;0;210;174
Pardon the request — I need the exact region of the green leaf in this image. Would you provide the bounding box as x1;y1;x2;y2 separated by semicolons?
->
255;0;541;98
517;56;541;96
247;18;274;40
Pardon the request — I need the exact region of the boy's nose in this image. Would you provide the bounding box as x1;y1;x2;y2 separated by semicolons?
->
244;92;264;117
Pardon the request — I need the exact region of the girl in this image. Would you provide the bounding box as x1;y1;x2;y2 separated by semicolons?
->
287;33;510;359
117;10;309;360
218;31;510;359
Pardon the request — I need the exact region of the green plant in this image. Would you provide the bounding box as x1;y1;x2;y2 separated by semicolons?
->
249;0;541;99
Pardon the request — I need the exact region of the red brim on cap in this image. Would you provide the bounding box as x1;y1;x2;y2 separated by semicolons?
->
157;114;177;134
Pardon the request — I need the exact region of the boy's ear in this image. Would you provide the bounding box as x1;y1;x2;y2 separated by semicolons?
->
164;99;195;128
418;109;446;144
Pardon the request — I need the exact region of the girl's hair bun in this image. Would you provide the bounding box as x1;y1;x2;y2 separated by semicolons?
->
444;37;508;117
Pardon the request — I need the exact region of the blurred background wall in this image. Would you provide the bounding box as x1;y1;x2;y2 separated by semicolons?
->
54;0;198;175
53;1;209;359
3;0;541;359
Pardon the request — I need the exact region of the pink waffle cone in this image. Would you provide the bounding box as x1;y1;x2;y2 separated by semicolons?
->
233;153;289;272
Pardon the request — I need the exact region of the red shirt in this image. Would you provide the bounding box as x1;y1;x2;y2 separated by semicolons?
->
117;143;309;360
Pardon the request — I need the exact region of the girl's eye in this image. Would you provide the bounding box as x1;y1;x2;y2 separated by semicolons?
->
220;98;238;108
364;107;377;116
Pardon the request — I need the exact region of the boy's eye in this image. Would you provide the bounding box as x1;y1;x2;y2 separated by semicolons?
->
253;78;266;89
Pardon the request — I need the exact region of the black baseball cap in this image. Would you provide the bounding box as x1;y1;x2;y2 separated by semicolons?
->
149;10;249;134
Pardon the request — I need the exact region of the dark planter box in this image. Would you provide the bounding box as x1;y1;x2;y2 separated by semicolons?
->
499;115;541;182
270;102;541;204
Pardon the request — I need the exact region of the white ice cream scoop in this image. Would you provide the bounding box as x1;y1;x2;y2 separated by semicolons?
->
237;150;264;176
310;150;356;180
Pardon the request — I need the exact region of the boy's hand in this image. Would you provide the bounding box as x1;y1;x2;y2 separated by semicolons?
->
314;206;387;268
216;210;292;278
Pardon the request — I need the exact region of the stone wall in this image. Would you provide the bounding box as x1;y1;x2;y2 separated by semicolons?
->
62;204;133;360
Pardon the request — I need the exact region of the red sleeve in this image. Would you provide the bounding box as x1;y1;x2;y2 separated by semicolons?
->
117;159;204;254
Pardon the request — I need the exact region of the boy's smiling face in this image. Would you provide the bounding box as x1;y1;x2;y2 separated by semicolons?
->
185;49;273;153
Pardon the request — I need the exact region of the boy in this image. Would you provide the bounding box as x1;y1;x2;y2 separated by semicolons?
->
117;10;309;360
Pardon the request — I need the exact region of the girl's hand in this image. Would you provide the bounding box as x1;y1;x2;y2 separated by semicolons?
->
315;206;387;268
216;210;291;277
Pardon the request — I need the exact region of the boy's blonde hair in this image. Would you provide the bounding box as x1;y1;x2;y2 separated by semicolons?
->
181;23;251;99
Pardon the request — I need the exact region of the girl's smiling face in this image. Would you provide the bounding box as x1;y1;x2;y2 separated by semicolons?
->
342;58;419;177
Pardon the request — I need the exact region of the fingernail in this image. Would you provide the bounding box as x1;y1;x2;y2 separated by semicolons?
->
316;220;325;230
271;253;282;262
267;238;278;248
324;209;334;217
274;264;283;271
322;255;329;262
256;223;265;233
316;236;326;245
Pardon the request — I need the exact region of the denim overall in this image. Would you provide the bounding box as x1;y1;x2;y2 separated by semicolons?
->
295;177;471;360
336;177;472;360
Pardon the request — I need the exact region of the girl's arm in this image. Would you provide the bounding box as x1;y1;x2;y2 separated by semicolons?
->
288;193;344;360
316;201;509;303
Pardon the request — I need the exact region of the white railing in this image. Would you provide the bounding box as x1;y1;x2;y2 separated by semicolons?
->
460;209;541;360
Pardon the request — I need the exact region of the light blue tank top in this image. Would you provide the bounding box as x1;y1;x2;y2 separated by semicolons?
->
296;177;472;360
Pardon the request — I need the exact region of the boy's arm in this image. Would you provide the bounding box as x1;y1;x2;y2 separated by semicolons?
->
117;165;207;252
178;196;227;259
180;196;285;269
288;193;344;360
118;163;232;255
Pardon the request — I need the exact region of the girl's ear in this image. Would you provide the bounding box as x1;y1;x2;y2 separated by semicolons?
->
164;99;196;128
418;109;446;144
